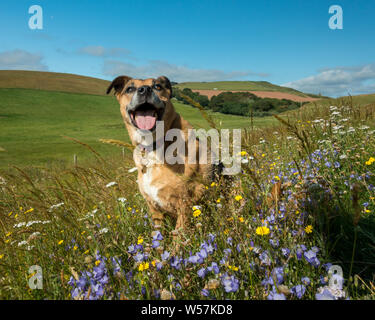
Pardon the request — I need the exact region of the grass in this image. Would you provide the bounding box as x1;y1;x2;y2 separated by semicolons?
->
0;88;273;169
1;92;375;300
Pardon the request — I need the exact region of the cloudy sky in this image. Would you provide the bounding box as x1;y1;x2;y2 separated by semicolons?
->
0;0;374;97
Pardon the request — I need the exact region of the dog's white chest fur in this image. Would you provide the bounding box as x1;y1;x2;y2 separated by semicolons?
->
142;167;163;208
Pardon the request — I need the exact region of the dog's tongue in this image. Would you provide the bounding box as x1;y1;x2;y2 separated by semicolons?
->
135;110;156;130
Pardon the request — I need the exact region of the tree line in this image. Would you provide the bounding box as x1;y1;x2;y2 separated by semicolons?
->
172;87;306;117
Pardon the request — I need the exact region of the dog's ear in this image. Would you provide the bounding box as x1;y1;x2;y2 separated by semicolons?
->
156;76;172;98
106;76;132;95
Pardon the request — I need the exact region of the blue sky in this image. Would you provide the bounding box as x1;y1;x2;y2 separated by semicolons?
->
0;0;374;96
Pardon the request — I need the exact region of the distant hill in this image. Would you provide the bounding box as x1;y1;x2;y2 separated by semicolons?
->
0;71;324;101
0;70;110;96
175;81;322;98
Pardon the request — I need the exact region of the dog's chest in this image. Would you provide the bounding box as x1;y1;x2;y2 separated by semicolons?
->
140;167;163;208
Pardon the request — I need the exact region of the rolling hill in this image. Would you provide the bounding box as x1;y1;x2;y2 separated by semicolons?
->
0;70;110;96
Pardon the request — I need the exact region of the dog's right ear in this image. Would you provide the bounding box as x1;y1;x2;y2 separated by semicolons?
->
106;76;132;95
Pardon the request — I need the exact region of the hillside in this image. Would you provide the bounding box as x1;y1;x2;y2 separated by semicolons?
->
174;80;322;99
0;71;322;101
0;70;110;96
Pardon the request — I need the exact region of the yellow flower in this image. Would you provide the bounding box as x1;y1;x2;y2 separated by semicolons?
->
138;262;149;272
0;254;4;259
239;217;244;223
73;245;78;251
235;195;243;201
24;208;34;214
151;260;156;267
58;240;64;245
210;182;217;187
84;250;89;254
137;236;144;245
274;176;280;181
216;198;221;203
228;265;239;271
305;225;313;234
223;229;229;235
240;151;247;156
193;209;201;217
5;232;11;237
365;157;375;165
107;215;111;219
95;260;101;266
365;209;371;213
256;226;270;236
8;212;13;217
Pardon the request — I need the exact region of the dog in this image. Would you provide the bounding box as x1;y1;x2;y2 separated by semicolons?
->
107;75;220;233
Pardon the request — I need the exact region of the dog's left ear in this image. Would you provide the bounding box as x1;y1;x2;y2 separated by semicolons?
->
157;76;172;98
106;76;132;95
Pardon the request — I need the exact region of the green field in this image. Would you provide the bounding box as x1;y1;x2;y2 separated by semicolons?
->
0;88;275;168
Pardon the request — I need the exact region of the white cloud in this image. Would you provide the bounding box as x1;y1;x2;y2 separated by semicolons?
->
283;64;375;97
0;49;48;71
78;46;131;58
102;59;268;82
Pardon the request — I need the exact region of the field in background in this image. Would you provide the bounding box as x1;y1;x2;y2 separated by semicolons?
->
175;80;321;98
0;88;275;168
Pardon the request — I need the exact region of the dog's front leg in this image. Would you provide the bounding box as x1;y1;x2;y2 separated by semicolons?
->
149;206;164;230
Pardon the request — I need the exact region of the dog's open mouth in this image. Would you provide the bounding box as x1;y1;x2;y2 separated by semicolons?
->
129;103;163;131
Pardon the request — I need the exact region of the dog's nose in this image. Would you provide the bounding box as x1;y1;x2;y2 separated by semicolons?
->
138;85;152;95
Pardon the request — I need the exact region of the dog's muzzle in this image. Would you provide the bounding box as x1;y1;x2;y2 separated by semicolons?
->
128;87;165;131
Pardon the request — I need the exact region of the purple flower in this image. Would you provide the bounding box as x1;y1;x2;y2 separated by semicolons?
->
227;237;233;245
281;248;290;258
188;254;199;264
221;274;239;293
291;285;306;299
207;262;220;274
315;288;335;300
170;256;182;270
197;268;206;278
201;289;210;297
304;250;320;267
152;240;160;248
161;251;170;261
133;252;144;262
301;277;311;286
267;287;286;300
259;251;271;266
153;231;163;241
270;239;279;248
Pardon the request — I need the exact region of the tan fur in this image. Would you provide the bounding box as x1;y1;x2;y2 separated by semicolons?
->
108;76;212;232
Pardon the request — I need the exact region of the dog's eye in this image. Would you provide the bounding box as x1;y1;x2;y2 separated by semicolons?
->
126;86;136;94
153;84;162;91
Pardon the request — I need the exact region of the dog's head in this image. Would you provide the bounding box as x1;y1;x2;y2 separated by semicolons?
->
107;76;176;143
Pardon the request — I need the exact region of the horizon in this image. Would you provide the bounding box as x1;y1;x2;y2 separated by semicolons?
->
0;0;375;97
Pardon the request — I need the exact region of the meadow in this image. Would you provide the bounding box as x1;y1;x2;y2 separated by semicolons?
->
1;87;375;300
0;88;274;169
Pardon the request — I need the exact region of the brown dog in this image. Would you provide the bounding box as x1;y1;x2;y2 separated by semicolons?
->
107;75;218;233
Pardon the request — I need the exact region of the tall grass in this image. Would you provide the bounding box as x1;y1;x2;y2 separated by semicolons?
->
0;98;374;300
